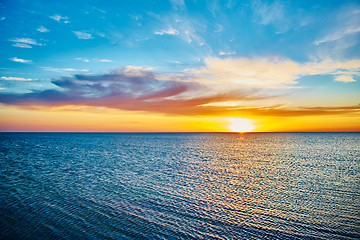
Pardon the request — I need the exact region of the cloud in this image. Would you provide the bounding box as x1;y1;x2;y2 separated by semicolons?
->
37;26;49;32
214;24;223;33
0;66;359;118
12;43;32;48
170;0;186;10
189;57;360;87
98;59;112;62
320;5;360;44
315;27;360;45
0;67;270;115
76;58;90;62
303;60;360;81
93;7;106;13
155;27;179;35
49;14;68;22
41;67;89;72
252;0;285;25
190;58;302;86
206;0;220;17
164;60;182;64
335;75;356;83
218;105;360;118
313;6;360;58
251;0;291;33
73;31;94;39
1;77;34;81
247;105;360;117
9;57;32;63
9;38;42;47
219;51;236;56
147;11;205;45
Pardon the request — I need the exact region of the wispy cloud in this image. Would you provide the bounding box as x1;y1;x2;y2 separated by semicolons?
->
315;27;360;45
76;58;90;62
93;7;106;13
97;59;112;62
9;38;42;48
164;60;182;64
219;51;236;56
41;67;89;72
49;14;69;22
73;31;94;39
12;43;32;48
170;0;186;10
206;0;220;17
1;77;34;81
313;6;360;58
252;0;284;25
9;57;32;63
155;27;179;35
149;12;205;45
37;26;49;32
251;0;291;33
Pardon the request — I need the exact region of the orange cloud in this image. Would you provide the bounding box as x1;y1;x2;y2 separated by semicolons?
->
1;63;359;120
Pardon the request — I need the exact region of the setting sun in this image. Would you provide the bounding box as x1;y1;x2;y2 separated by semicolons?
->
227;118;255;132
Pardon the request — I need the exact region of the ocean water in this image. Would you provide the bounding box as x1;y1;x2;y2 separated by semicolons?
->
0;132;359;240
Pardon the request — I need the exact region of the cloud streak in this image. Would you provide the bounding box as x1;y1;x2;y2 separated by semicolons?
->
315;27;360;45
9;38;42;48
12;43;32;48
40;67;89;72
76;58;89;62
170;0;185;10
1;77;34;81
154;27;179;35
9;57;32;63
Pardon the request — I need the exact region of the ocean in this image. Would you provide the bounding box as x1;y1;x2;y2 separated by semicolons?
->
0;132;359;239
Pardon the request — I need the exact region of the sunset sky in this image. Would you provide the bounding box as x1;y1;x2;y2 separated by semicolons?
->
0;0;359;132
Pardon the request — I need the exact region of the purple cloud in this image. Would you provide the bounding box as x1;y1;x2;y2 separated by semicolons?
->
0;67;269;116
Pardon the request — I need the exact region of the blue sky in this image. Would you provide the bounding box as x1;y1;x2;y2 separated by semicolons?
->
0;0;360;131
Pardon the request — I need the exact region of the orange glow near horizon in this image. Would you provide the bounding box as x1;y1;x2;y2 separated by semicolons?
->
0;106;360;132
227;118;255;132
0;107;229;132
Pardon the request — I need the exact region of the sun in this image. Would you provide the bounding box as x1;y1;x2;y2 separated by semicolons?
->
227;118;255;132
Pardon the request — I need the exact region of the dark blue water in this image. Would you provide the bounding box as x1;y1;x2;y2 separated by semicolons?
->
0;133;359;239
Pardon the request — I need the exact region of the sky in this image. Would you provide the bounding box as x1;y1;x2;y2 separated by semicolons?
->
0;0;360;132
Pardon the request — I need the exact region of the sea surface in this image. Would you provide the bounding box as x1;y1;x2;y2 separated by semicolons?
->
0;132;359;239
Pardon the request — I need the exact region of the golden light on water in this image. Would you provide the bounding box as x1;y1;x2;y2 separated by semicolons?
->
227;118;255;132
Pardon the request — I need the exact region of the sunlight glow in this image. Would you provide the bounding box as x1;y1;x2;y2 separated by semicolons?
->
227;118;255;132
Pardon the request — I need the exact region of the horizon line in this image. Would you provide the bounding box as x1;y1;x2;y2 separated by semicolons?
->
1;131;359;133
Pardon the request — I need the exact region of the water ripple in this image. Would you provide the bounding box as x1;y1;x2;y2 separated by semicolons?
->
0;132;359;239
